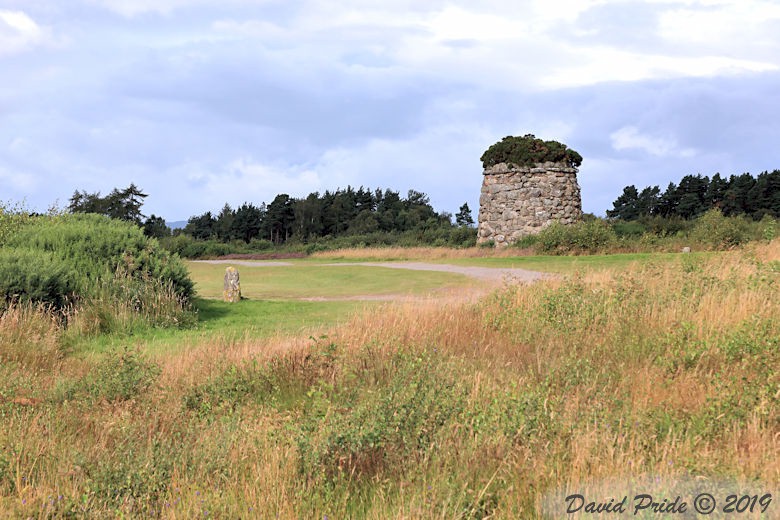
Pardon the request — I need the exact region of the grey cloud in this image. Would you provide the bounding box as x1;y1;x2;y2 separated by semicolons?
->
3;1;780;222
109;40;436;148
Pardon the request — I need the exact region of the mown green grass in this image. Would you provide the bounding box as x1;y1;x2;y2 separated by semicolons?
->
77;260;474;356
187;261;474;299
73;298;369;355
192;298;366;339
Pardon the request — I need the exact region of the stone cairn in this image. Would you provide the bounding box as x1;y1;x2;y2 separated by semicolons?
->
477;161;582;245
223;266;241;303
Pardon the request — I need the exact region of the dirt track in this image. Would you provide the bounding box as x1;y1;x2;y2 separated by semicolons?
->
321;262;549;283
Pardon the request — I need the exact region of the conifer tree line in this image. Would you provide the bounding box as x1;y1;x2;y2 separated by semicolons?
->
68;185;476;245
608;171;780;221
184;187;475;245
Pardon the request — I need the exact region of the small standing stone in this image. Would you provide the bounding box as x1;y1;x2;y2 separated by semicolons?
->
681;247;691;254
223;266;241;302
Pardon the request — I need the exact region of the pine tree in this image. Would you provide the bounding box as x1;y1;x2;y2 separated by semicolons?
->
455;203;475;227
636;186;661;217
722;174;756;216
676;174;709;219
232;203;265;243
607;186;640;220
143;215;171;239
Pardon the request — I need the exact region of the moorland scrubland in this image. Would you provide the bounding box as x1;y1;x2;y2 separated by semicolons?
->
0;207;777;517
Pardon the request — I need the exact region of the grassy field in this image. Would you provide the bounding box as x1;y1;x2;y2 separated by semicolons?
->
73;261;475;355
187;261;475;299
1;243;778;518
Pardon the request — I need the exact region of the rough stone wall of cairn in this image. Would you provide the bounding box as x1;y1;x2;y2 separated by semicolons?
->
477;161;582;245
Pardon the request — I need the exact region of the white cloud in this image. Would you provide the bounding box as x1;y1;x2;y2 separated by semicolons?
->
659;1;780;48
284;1;778;92
0;10;46;56
0;165;36;191
541;48;777;89
84;0;191;17
610;126;696;158
86;0;228;17
87;0;279;17
179;1;780;95
180;158;324;210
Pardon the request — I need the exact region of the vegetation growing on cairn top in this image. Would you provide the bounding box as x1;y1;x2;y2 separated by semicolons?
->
480;134;583;169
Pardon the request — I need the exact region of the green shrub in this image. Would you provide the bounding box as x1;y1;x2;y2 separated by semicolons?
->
7;214;194;301
0;248;78;309
535;219;617;254
480;134;582;169
85;448;171;515
759;214;777;241
67;276;196;337
296;351;466;484
183;361;280;416
689;209;752;249
716;317;779;362
248;238;274;250
611;220;646;238
162;234;246;258
59;347;161;402
0;203;33;246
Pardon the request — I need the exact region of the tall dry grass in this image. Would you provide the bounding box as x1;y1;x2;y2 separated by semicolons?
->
1;241;778;518
311;245;530;261
0;303;62;370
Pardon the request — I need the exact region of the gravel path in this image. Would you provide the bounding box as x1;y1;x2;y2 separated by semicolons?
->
196;260;294;267
321;262;549;283
194;259;547;283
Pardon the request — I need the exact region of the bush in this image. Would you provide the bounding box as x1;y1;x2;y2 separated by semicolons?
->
5;214;194;302
0;248;78;309
248;238;274;251
296;351;466;485
162;234;245;259
67;276;196;337
535;219;617;254
689;209;752;249
0;214;196;339
59;347;160;402
480;134;582;169
0;203;33;246
611;220;646;238
759;214;777;241
637;215;692;236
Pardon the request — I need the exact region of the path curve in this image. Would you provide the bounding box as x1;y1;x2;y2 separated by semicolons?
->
321;262;549;283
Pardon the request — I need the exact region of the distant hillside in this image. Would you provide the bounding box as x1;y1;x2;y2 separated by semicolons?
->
166;220;187;230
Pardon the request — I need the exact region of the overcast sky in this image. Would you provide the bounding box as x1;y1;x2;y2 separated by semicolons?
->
2;0;780;221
